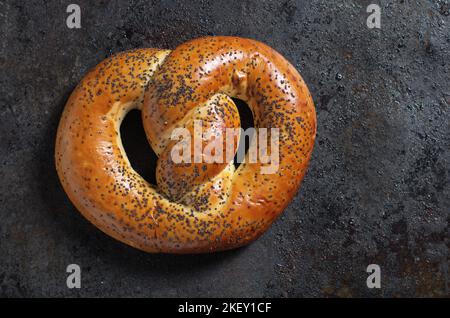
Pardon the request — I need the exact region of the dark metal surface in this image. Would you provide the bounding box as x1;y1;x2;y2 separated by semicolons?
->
0;0;449;297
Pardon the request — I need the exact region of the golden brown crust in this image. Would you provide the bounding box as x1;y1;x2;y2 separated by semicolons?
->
55;36;316;254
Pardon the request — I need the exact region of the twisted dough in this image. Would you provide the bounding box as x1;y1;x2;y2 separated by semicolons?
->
55;36;316;253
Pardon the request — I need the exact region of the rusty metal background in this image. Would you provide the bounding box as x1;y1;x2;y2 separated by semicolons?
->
0;0;449;297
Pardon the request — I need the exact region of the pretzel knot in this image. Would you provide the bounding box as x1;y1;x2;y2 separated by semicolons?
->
55;36;316;253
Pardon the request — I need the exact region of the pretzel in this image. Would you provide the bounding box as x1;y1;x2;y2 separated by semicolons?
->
55;36;316;253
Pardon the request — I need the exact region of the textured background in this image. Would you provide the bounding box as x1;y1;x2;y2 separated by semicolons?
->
0;0;449;297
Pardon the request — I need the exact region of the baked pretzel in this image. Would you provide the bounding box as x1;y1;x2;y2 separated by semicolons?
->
55;36;316;253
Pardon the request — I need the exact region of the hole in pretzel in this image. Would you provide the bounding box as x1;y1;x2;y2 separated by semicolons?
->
232;98;254;170
120;109;158;185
